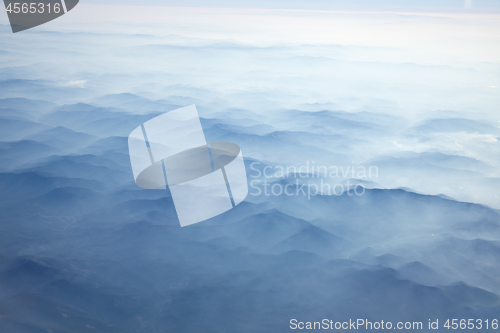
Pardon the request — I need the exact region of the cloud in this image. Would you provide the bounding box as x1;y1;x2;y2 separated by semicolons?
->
66;80;86;88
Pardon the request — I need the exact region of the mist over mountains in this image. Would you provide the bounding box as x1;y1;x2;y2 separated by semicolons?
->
0;8;499;333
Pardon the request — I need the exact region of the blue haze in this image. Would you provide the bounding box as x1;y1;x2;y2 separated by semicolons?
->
0;12;499;333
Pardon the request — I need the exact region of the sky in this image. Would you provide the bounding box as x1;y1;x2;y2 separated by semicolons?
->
80;0;500;12
2;4;499;61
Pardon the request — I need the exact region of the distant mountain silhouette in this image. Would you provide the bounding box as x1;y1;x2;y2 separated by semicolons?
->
0;83;498;332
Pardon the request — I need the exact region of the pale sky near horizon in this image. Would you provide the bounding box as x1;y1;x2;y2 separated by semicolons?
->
79;0;500;11
2;4;498;65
